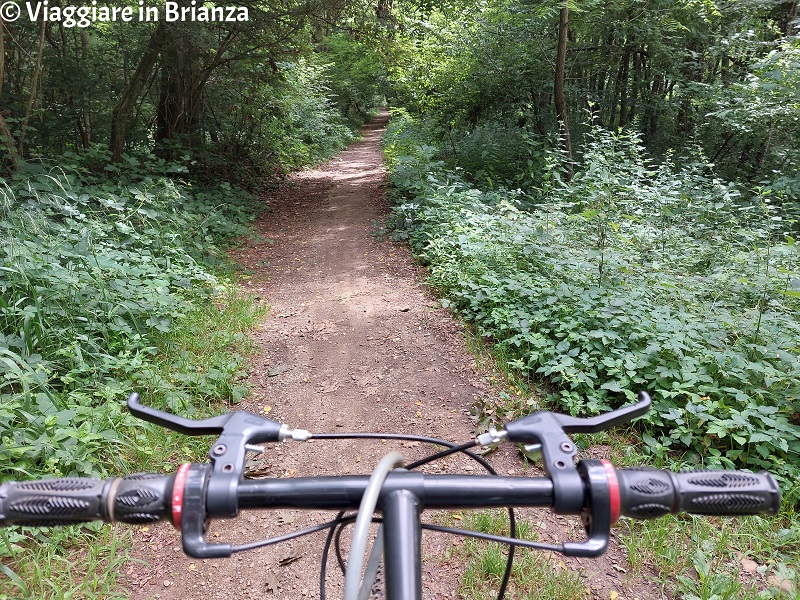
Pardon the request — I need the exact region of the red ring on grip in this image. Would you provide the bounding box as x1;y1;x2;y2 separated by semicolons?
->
172;463;191;530
601;459;621;525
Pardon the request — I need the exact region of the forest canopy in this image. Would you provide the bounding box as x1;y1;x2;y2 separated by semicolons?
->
0;0;388;179
1;0;798;194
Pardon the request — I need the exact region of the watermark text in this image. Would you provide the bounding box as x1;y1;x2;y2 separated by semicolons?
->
0;1;250;27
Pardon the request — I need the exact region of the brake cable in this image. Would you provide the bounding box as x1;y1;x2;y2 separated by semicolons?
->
316;433;516;600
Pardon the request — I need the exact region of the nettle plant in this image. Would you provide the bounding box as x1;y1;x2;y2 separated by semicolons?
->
384;116;800;491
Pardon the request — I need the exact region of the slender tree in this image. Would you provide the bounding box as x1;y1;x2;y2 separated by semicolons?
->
554;1;572;180
17;15;46;156
110;24;167;162
0;18;18;171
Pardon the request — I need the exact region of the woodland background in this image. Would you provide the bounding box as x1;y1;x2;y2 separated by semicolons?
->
0;0;798;597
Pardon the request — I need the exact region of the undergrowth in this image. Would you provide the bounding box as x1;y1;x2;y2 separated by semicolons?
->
384;110;799;597
383;110;800;492
0;156;266;598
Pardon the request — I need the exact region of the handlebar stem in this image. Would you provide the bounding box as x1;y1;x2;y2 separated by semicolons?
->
382;490;423;600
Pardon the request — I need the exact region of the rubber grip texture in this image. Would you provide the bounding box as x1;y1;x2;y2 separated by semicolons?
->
114;473;173;525
617;468;780;520
0;473;173;526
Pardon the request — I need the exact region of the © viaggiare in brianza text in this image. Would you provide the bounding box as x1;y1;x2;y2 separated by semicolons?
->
25;0;249;27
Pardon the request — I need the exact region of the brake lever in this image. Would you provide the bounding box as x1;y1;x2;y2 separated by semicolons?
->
478;392;651;516
484;392;652;556
502;391;651;443
128;392;234;435
550;392;651;434
126;393;310;517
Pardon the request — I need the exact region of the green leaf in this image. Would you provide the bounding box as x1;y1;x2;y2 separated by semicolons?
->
0;562;29;593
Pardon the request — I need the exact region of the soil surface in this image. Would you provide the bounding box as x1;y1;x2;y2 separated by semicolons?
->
123;113;655;600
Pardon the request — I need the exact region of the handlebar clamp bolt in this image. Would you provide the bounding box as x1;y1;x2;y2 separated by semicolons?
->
212;444;227;456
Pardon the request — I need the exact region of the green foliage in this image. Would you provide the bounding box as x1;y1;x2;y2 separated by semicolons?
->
444;121;564;192
0;165;259;479
0;160;267;597
705;38;800;212
621;511;799;599
387;0;800;193
323;33;389;123
193;57;361;186
384;112;800;490
0;523;131;599
0;16;144;157
388;0;559;129
1;7;385;186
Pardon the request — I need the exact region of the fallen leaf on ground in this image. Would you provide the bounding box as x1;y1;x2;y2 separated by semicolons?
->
277;510;296;525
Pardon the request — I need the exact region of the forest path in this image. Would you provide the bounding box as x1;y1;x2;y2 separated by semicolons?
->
123;113;644;600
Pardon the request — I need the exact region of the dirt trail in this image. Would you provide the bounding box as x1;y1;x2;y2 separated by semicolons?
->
124;113;646;600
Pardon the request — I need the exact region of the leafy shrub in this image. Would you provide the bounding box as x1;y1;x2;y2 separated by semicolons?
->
0;165;259;478
446;120;563;192
384;112;800;492
198;58;359;184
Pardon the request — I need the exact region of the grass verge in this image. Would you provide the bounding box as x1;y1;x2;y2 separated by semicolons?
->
0;289;267;599
446;510;585;599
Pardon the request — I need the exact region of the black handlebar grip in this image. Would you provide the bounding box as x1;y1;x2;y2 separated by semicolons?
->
0;477;114;526
112;473;174;525
0;473;174;527
617;468;780;520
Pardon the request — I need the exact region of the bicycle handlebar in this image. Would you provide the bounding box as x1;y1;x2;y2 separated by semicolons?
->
0;473;174;527
616;468;780;518
0;392;783;600
0;465;779;529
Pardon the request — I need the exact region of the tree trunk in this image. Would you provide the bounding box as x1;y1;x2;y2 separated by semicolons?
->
613;45;631;128
554;3;573;180
155;38;185;152
17;14;46;157
0;111;18;173
644;75;663;143
110;23;167;162
721;54;731;87
156;22;207;157
778;1;797;35
677;41;701;135
0;16;5;96
627;49;643;125
77;29;91;148
0;22;17;172
710;132;735;164
754;125;774;174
